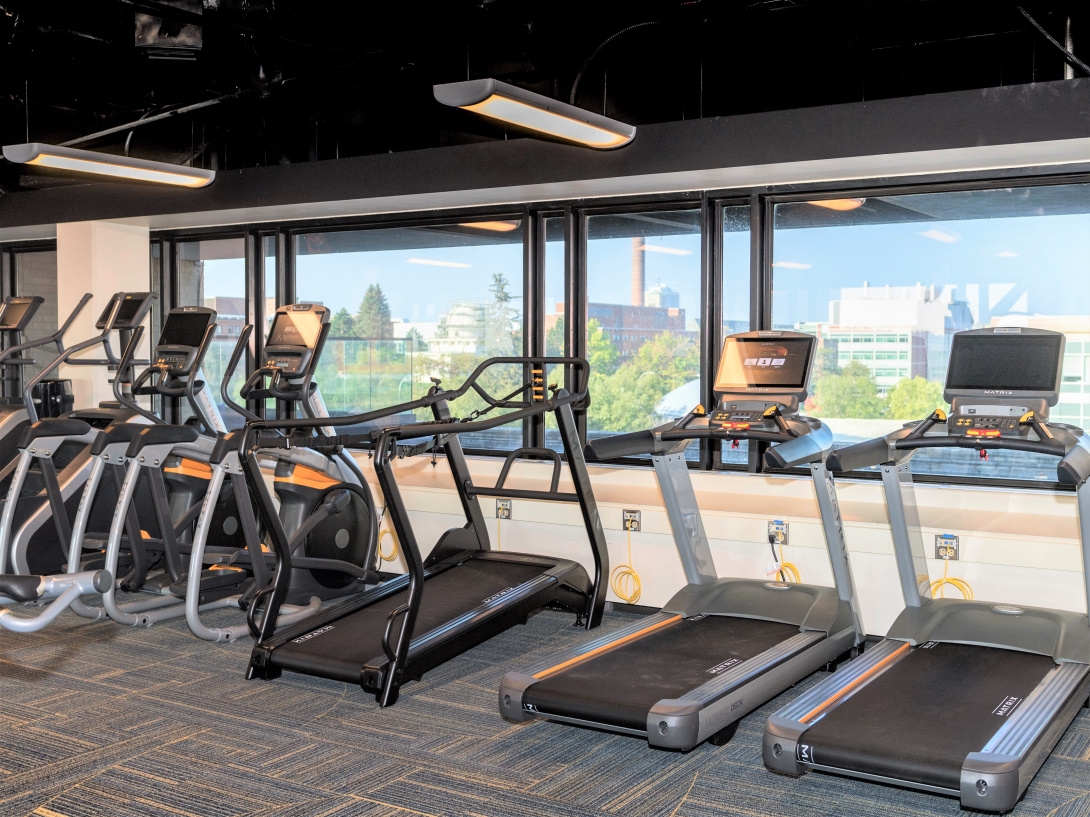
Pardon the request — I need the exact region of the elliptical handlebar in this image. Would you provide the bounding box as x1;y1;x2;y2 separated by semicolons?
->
111;325;161;425
221;325;259;422
0;292;93;368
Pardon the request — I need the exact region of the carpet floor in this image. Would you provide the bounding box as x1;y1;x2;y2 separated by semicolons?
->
0;604;1088;817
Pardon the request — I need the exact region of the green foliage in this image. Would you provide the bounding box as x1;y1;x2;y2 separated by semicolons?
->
404;326;428;351
587;318;618;376
887;376;947;419
330;308;356;338
545;316;565;356
814;345;840;377
810;361;887;419
588;332;698;432
355;284;393;340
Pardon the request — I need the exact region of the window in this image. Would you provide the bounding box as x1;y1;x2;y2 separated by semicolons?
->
583;209;702;460
175;237;248;428
12;249;58;387
294;220;524;450
721;204;752;466
772;183;1090;482
543;215;568;451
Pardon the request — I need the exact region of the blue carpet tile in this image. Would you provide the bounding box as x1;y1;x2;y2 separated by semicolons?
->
0;604;1087;817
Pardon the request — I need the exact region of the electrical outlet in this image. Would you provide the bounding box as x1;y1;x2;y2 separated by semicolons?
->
496;499;512;520
935;534;959;560
623;509;641;532
768;520;788;546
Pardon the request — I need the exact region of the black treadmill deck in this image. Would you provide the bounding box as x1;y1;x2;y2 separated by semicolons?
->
525;614;802;732
800;642;1057;791
271;558;549;683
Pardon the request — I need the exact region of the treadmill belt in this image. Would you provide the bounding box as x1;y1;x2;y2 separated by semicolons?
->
274;559;546;683
525;615;801;732
801;642;1056;791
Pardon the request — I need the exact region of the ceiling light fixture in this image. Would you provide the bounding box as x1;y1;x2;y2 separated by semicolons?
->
2;142;215;188
637;244;692;256
407;258;472;268
433;79;635;149
808;198;866;211
458;221;521;232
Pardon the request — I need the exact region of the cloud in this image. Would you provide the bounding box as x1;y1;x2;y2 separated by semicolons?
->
996;250;1019;257
918;228;959;243
772;261;812;269
407;258;472;268
637;244;692;256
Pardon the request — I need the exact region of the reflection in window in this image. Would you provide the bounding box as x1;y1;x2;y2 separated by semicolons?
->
772;184;1090;482
294;221;525;450
721;205;751;467
13;249;58;388
175;237;247;428
584;210;702;461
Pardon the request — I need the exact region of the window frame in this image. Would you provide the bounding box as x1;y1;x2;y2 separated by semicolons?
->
145;168;1090;491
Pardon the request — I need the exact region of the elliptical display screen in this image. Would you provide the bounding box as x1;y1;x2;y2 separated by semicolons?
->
160;311;212;348
0;300;33;330
97;295;148;329
946;333;1063;392
715;337;814;391
267;311;321;348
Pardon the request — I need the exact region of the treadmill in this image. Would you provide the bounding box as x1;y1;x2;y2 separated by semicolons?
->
764;327;1090;813
499;331;862;750
241;356;608;706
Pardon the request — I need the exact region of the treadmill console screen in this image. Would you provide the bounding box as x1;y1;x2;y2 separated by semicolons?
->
267;311;322;349
946;333;1062;393
159;311;212;348
714;337;814;392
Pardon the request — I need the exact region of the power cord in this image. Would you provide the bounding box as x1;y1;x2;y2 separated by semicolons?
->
610;522;642;604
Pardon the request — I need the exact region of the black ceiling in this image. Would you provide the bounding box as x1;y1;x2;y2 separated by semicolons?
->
0;0;1085;192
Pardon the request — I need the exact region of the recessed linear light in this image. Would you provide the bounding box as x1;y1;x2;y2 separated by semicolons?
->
997;250;1019;257
808;198;866;211
433;79;635;149
407;258;472;268
772;261;812;270
458;221;520;232
2;142;215;188
918;228;959;244
637;244;692;256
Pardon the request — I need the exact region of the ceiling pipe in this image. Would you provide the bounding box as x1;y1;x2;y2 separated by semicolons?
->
60;91;242;148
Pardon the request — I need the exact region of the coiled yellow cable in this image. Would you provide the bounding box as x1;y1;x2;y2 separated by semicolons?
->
776;543;802;584
377;528;398;563
917;562;973;600
610;526;642;604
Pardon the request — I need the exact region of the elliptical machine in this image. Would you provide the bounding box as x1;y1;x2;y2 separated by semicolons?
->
183;303;379;642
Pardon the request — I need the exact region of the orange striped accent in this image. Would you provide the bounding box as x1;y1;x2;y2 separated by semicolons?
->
800;641;911;723
532;615;682;679
164;458;213;479
274;465;339;490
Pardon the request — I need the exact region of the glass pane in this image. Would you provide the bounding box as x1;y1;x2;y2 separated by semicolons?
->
772;184;1090;482
175;237;247;429
585;210;702;461
721;205;751;466
294;220;525;450
543;216;568;451
13;250;58;390
263;235;278;418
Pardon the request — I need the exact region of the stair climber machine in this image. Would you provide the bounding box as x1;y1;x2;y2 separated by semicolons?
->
240;356;609;706
182;303;381;642
499;331;862;750
0;292;158;631
763;327;1090;813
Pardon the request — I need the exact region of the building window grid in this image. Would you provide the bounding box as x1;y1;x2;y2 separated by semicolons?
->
146;172;1089;488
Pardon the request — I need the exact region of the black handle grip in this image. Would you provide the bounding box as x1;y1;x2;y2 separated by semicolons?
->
826;436;894;472
586;429;657;461
1058;443;1090;486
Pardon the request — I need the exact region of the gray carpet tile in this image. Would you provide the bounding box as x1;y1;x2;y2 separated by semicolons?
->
0;602;1087;817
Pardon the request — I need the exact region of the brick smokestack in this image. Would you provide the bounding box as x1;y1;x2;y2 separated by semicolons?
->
631;237;644;306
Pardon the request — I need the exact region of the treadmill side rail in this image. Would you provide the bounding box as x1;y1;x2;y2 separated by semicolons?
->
960;661;1090;812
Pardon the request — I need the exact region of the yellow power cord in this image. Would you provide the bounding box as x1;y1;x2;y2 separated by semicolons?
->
377;528;398;563
776;543;802;584
610;525;642;604
918;564;973;600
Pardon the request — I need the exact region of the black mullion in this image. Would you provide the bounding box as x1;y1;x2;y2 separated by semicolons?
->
524;207;545;449
565;207;588;445
276;229;293;420
162;236;179;425
703;197;723;471
245;231;264;418
748;193;773;473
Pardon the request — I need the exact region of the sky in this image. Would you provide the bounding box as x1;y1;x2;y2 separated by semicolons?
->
199;211;1089;333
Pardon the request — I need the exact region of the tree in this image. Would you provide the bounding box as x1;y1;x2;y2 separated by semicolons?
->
404;326;428;351
355;284;393;339
545;317;565;356
588;332;698;432
887;376;946;419
486;272;521;356
810;361;887;419
330;308;356;338
814;345;840;377
587;318;618;376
